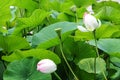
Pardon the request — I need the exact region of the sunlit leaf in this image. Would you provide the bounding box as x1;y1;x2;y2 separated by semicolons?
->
2;49;61;64
72;0;95;7
93;1;120;24
32;22;77;49
0;0;13;26
13;9;50;35
13;0;38;11
0;35;30;53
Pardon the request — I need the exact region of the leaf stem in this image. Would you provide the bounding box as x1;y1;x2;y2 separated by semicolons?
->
94;57;96;80
55;28;79;80
106;55;110;79
75;12;78;23
54;72;62;80
93;30;98;80
102;71;108;80
93;30;107;80
59;41;79;80
93;31;100;58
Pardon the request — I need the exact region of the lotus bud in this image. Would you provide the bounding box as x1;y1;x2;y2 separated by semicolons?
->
78;13;101;32
37;59;57;74
84;13;101;31
70;5;77;13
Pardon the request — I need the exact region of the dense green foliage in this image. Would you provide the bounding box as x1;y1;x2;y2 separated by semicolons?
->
1;0;120;80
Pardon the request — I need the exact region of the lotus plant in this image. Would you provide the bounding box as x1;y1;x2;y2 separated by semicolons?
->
37;59;57;73
77;13;101;32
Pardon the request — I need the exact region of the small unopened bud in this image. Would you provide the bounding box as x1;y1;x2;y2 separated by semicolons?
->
70;5;77;13
37;59;57;74
55;28;62;39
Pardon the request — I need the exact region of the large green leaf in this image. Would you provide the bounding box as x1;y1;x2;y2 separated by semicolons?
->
18;9;49;27
13;9;50;35
89;39;120;54
95;23;119;38
73;41;96;63
0;0;13;26
3;57;52;80
32;22;77;48
72;0;95;7
39;0;61;11
13;0;38;11
78;57;106;74
0;35;30;53
74;30;93;41
93;1;120;13
93;1;120;24
55;37;96;62
110;57;120;68
60;1;75;16
2;49;61;64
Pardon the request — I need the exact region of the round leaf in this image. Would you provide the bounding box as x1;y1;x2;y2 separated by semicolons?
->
78;57;106;74
3;57;52;80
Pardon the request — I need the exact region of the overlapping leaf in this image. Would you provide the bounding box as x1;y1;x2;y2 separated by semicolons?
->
3;57;51;80
2;49;61;64
32;22;77;48
0;0;13;26
13;9;50;35
78;57;106;74
89;39;120;54
93;1;120;24
13;0;38;11
0;35;30;53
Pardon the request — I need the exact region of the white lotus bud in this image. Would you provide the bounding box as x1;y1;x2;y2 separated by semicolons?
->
84;13;101;31
78;13;101;32
37;59;57;74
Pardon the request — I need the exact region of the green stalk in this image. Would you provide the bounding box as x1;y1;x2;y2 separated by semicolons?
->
75;12;78;23
55;28;79;80
93;30;107;80
93;31;99;57
106;56;110;79
54;72;62;80
94;56;96;80
59;41;78;80
102;71;108;80
93;31;99;80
